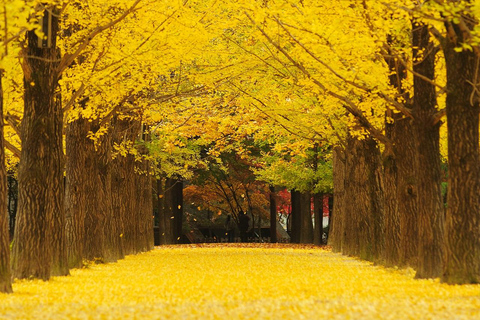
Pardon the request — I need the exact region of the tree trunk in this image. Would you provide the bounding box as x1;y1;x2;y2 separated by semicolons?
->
313;193;323;245
111;116;139;255
65;118;89;268
299;191;313;244
95;126;120;263
12;17;68;279
290;190;301;243
443;16;480;284
163;177;174;244
411;22;444;279
343;135;384;262
157;177;168;245
135;160;154;252
7;174;18;241
383;38;418;268
0;71;12;293
269;186;277;243
134;127;154;252
329;147;345;252
163;177;183;244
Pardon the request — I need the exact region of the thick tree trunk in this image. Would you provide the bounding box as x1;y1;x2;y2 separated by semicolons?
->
269;186;277;243
111;116;139;255
65;118;89;268
95;126;121;262
343;135;384;262
12;20;68;279
384;40;418;268
394;119;418;268
411;22;444;279
0;71;12;293
82;123;107;262
329;147;345;252
443;17;480;284
383;115;418;268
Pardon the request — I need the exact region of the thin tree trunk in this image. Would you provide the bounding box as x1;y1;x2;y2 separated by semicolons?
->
443;15;480;284
163;177;181;244
290;190;301;243
135;161;154;252
157;177;167;245
313;193;323;245
0;71;12;293
269;186;277;243
299;191;313;244
135;127;154;252
12;16;67;279
329;147;345;252
164;178;183;244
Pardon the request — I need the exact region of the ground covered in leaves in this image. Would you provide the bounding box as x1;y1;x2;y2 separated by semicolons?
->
1;244;480;319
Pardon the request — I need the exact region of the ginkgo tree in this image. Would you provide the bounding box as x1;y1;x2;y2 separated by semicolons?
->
2;0;480;292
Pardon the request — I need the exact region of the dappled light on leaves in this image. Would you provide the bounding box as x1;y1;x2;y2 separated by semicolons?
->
1;244;480;319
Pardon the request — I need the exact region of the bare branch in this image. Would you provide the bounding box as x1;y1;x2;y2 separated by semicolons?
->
5;113;21;138
62;82;86;113
4;138;20;158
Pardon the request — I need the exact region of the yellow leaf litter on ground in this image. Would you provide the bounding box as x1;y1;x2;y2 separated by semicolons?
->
1;243;480;319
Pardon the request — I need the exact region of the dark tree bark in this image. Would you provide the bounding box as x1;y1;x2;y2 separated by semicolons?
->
95;125;121;262
290;190;313;244
313;193;323;245
290;190;301;243
111;116;139;255
411;22;444;279
135;126;154;252
343;135;384;262
0;71;13;293
299;191;313;244
269;186;277;243
329;147;345;252
443;14;480;284
65;117;89;268
7;174;18;241
163;178;175;244
135;159;154;252
163;178;183;244
393;118;418;268
156;177;168;245
12;13;68;279
383;39;418;268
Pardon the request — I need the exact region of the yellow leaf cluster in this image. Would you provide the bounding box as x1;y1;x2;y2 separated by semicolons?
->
1;244;479;319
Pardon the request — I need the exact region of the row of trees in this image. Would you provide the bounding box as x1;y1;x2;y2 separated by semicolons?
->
195;0;480;284
2;0;480;294
0;0;207;293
